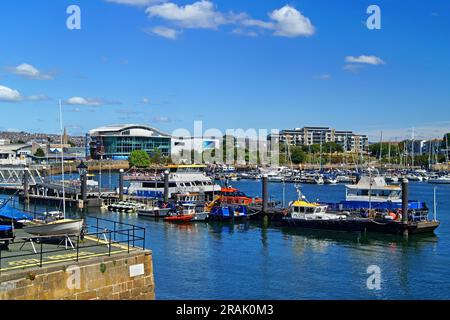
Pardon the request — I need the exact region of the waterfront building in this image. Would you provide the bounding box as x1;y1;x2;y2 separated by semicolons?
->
171;137;220;163
278;126;369;152
87;124;171;160
0;143;31;165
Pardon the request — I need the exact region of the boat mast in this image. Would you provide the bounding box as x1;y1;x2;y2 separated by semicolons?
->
59;99;66;218
411;127;415;168
433;186;437;222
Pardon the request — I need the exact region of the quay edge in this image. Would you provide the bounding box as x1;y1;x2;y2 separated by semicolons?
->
0;250;155;300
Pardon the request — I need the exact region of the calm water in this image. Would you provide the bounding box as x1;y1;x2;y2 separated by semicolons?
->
8;174;450;299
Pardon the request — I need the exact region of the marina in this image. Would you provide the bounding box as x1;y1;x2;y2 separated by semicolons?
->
1;163;447;299
1;0;450;304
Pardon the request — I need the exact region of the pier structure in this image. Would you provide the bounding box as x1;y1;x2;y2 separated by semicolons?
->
0;165;44;189
0;216;154;300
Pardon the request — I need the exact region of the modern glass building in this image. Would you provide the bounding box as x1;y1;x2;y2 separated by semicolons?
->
87;124;171;160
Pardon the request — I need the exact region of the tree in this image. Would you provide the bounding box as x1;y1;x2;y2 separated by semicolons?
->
34;147;45;158
291;146;306;164
323;142;344;153
129;150;151;168
150;148;165;165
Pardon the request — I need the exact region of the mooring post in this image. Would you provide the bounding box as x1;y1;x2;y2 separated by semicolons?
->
119;169;124;201
401;178;409;237
81;173;88;209
23;169;29;209
262;174;269;218
163;170;169;203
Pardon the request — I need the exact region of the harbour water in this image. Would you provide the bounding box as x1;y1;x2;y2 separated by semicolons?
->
6;176;450;299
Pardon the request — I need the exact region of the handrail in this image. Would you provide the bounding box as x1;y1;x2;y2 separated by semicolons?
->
0;215;146;274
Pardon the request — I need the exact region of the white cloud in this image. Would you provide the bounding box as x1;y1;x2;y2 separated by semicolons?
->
0;85;23;102
105;0;161;6
65;97;103;106
27;94;51;101
345;55;385;65
241;18;274;30
146;0;232;29
269;5;315;37
8;63;54;80
149;26;180;39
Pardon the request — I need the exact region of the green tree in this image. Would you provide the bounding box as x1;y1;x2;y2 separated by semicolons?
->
291;146;306;164
34;147;45;158
150;148;165;165
129;150;151;168
323;142;344;153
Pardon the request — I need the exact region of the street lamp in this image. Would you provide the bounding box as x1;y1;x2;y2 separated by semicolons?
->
77;160;89;209
77;161;88;177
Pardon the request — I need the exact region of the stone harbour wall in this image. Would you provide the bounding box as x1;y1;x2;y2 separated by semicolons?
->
0;251;155;300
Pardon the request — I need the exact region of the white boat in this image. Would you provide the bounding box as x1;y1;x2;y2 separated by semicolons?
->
346;176;402;203
286;187;346;221
384;175;399;183
336;175;353;183
137;206;171;217
24;219;84;236
288;200;346;221
25;100;84;236
428;176;450;184
126;164;221;201
406;174;423;182
324;177;337;185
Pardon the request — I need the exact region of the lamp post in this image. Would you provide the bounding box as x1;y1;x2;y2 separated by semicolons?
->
77;161;88;209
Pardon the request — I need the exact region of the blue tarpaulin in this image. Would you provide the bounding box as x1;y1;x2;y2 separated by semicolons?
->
0;204;33;221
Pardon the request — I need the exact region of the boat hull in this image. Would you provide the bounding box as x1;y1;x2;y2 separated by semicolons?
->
164;215;194;222
137;208;171;218
24;219;84;236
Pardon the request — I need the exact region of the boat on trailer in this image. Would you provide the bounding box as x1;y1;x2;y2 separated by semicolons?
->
24;219;84;236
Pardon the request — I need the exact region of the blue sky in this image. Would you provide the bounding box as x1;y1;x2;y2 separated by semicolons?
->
0;0;449;141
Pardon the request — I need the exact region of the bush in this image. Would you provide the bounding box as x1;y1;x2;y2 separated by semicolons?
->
129;150;151;168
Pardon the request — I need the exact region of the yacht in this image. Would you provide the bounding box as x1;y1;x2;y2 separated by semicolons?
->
428;175;450;184
126;164;221;201
345;176;402;204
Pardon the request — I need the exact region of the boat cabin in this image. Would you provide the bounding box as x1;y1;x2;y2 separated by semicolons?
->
346;176;401;203
290;200;344;220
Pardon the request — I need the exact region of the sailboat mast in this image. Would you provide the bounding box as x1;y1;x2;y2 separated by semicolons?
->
59;99;66;218
412;127;415;167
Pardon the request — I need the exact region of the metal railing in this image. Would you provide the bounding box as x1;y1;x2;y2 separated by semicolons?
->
0;216;145;274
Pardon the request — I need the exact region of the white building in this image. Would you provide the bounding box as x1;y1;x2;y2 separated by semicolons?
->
171;137;220;164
